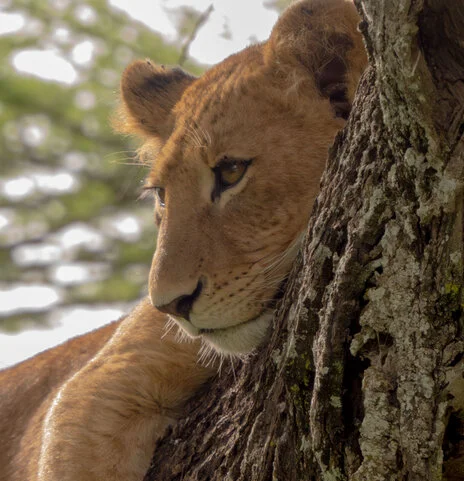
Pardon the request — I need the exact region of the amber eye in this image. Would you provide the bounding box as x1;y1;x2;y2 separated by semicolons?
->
212;158;252;201
218;161;248;186
154;187;166;207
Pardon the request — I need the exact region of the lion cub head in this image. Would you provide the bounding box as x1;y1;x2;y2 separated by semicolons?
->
116;0;366;354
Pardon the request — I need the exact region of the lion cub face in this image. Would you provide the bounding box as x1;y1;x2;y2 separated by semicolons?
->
117;0;366;354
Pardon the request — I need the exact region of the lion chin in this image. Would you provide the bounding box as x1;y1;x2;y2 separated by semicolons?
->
169;310;275;355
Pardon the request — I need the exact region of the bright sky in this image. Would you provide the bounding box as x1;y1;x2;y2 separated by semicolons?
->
110;0;278;65
2;0;278;85
0;305;130;369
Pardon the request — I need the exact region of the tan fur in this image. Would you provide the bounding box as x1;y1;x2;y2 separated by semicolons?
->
0;1;367;480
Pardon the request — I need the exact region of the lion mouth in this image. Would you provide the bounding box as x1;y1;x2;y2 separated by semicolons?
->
194;282;285;347
170;280;287;354
197;311;266;335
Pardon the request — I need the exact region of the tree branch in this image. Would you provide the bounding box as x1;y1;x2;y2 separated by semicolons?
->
178;5;214;66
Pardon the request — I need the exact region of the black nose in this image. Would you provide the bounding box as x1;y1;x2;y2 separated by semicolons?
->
155;280;203;321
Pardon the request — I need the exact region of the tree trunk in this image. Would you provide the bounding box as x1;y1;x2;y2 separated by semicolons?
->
144;1;464;480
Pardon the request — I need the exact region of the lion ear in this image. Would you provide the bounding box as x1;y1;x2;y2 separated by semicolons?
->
115;60;195;140
265;0;367;119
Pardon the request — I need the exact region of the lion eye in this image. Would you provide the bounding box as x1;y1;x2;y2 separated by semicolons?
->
154;187;166;207
212;158;251;201
218;161;248;186
144;185;166;207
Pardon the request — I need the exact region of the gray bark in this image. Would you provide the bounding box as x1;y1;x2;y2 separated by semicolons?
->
144;1;464;480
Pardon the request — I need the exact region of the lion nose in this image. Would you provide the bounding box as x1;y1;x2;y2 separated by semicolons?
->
155;280;203;321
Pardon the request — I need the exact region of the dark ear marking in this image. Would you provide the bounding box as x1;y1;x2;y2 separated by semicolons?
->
116;60;196;140
141;67;192;97
314;34;354;120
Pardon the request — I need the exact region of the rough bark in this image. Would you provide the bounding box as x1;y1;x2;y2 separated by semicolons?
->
144;1;464;480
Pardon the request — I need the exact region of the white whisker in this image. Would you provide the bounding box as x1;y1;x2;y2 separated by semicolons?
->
161;318;177;339
198;341;221;367
184;124;208;150
229;356;237;383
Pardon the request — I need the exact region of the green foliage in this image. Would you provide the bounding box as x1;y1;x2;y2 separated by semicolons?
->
71;274;143;303
61;180;116;220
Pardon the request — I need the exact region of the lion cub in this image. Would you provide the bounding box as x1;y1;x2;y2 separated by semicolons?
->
0;1;366;480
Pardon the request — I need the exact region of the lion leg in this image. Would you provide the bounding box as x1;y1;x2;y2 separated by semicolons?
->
38;383;173;481
34;299;215;481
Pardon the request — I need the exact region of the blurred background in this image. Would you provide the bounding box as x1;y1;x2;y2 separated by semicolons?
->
0;0;291;368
